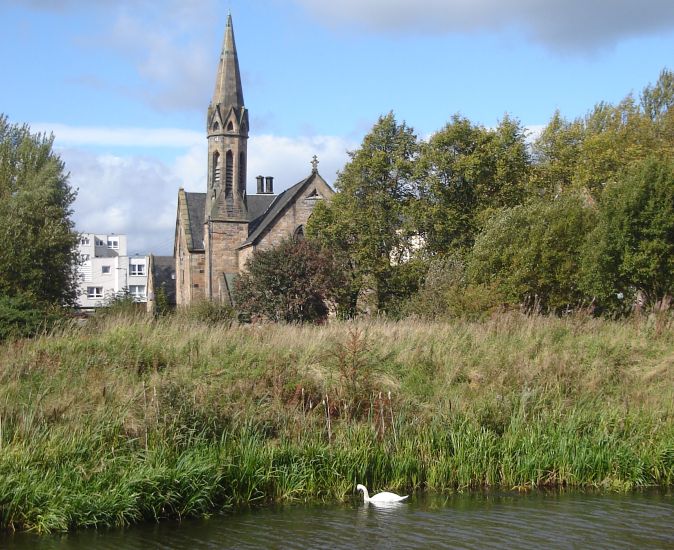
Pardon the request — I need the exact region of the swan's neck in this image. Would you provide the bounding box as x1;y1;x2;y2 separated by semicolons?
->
360;487;370;502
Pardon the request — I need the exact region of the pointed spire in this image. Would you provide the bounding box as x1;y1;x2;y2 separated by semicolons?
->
212;13;244;109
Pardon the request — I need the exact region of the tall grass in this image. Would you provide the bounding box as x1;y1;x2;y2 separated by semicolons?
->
0;312;672;532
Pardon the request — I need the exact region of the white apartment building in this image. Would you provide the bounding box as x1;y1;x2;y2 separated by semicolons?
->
76;233;148;308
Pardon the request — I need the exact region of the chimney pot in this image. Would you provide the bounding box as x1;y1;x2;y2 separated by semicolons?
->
256;175;264;194
265;176;274;194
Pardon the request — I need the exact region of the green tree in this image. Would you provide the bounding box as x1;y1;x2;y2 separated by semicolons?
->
580;157;674;309
233;238;345;323
307;113;419;314
0;115;79;306
468;193;597;312
413;114;530;255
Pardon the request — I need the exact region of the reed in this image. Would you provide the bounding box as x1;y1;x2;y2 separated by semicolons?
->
0;311;672;532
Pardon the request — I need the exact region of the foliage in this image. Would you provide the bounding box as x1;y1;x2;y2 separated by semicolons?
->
413;114;530;255
178;299;236;324
468;194;597;312
403;255;504;320
0;314;673;532
0;115;79;306
307;112;419;315
234;238;345;323
580;157;674;309
0;293;60;342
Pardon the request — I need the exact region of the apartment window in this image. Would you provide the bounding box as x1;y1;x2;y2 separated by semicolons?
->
80;237;90;245
129;285;146;300
87;287;103;299
101;265;111;274
107;238;119;250
130;263;145;276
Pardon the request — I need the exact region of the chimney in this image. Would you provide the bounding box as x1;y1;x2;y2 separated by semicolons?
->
256;175;264;194
265;176;274;194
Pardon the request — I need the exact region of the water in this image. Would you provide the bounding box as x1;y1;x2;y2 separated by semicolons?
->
3;490;673;549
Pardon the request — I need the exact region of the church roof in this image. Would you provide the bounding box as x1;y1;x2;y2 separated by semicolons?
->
181;172;329;253
240;172;319;248
184;192;207;251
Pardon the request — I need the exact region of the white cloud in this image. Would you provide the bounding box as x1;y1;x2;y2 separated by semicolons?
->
294;0;674;52
33;124;202;148
54;127;353;256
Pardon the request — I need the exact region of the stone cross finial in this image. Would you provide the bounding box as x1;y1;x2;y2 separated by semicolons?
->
311;155;319;173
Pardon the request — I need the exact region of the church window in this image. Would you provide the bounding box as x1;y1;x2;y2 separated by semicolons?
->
239;152;246;189
227;121;234;131
212;152;221;186
213;121;219;131
225;150;233;195
293;225;305;241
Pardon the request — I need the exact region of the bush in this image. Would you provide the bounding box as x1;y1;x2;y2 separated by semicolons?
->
178;300;236;324
0;294;61;342
403;255;503;320
234;238;345;323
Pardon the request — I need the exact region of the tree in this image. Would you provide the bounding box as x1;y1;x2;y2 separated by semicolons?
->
580;157;674;309
468;193;597;312
412;114;530;256
307;113;420;314
0;115;79;306
233;238;345;323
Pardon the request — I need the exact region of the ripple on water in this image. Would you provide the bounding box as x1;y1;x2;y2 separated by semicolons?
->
2;490;673;549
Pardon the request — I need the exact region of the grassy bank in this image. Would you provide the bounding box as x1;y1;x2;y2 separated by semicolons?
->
0;312;673;532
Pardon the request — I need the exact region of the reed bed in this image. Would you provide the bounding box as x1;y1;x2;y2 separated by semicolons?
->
0;312;672;533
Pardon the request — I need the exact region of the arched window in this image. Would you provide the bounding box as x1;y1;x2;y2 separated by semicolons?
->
293;225;305;241
239;152;246;190
212;152;220;186
225;151;233;195
227;121;234;132
213;121;219;131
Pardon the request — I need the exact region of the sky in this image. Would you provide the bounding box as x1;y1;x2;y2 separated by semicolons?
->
1;0;674;255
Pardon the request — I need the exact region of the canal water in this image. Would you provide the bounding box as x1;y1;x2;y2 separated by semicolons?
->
3;490;673;549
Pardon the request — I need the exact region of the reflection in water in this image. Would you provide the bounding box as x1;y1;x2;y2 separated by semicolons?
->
3;490;674;549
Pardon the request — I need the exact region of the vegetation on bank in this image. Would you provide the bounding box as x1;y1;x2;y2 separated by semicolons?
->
0;312;673;533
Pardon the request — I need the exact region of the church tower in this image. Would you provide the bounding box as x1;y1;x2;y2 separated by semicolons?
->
206;13;248;221
203;13;251;301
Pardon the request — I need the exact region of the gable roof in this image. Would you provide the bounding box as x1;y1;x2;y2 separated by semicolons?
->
184;192;207;251
240;173;320;248
180;171;332;252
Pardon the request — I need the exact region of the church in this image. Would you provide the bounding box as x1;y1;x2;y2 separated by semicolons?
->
173;14;334;306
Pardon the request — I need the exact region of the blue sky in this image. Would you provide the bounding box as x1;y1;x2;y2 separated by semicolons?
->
2;0;674;254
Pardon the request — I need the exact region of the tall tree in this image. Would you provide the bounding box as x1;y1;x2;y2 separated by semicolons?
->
468;193;597;312
0;115;79;306
413;114;529;256
307;113;419;314
580;157;674;309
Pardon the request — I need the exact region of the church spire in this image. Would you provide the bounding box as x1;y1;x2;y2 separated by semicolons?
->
206;13;249;222
212;13;244;109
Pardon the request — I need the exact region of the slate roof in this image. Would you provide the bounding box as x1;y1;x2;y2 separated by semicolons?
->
181;172;324;252
240;174;314;247
150;255;176;305
185;192;207;251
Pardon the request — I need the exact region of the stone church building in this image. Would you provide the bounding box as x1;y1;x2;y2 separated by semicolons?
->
173;14;333;306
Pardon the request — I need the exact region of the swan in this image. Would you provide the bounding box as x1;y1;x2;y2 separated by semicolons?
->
356;484;408;503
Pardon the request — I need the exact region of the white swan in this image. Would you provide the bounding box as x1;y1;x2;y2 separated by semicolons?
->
356;484;408;503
